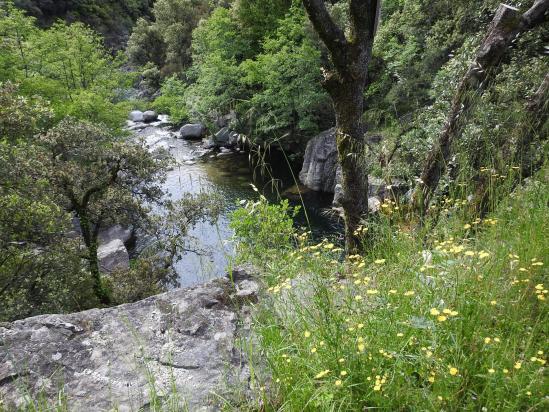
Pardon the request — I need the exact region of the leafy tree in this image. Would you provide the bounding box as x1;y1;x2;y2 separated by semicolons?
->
152;75;189;124
234;0;292;54
38;119;168;303
241;3;330;147
1;2;132;130
0;84;95;320
184;6;248;124
126;17;166;68
302;0;381;253
14;0;153;49
0;81;53;141
127;0;211;75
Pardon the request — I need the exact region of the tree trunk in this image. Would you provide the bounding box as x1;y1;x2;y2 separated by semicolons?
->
413;0;549;214
78;208;110;305
302;0;380;254
332;80;369;253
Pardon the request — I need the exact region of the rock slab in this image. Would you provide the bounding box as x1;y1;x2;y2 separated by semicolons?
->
299;128;338;193
0;274;257;411
97;238;130;272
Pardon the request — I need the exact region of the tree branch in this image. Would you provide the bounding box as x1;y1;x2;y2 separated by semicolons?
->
349;0;381;44
302;0;350;74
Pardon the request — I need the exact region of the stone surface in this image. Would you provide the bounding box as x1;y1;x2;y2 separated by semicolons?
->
300;129;409;206
299;128;338;193
214;127;239;148
179;123;206;140
142;111;158;123
129;110;144;122
98;225;133;247
97;238;130;272
0;273;258;411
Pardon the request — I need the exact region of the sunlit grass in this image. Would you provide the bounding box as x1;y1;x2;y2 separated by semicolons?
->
230;172;548;411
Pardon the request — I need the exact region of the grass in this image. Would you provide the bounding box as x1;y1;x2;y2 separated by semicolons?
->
228;170;548;411
3;173;547;411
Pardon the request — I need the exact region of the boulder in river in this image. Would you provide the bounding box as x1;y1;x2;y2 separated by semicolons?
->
299;128;338;193
300;128;409;206
0;268;258;411
99;224;134;247
97;238;129;273
214;127;239;148
129;110;144;122
143;110;159;123
179;123;206;140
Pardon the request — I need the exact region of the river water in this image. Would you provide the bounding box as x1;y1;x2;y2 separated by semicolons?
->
131;119;341;287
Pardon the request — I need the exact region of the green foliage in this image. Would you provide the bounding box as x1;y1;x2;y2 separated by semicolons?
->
184;1;329;148
151;76;188;124
233;0;292;54
13;0;152;49
230;192;298;255
127;0;211;75
0;81;53;141
229;172;548;411
0;2;132;131
241;4;329;146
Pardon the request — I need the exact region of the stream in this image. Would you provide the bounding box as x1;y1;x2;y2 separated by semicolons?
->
130;117;342;287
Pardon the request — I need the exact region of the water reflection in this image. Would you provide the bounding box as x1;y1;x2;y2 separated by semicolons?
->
137;124;341;286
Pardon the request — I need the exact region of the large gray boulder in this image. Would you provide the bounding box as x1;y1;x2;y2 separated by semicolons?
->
214;127;239;148
299;128;338;193
142;110;158;123
179;123;206;140
0;273;258;411
300;129;409;205
97;238;129;272
129;110;144;122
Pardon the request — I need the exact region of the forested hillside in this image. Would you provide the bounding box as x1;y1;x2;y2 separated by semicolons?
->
13;0;152;48
0;0;547;410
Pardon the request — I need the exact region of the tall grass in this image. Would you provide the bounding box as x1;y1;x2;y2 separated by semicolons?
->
229;169;548;411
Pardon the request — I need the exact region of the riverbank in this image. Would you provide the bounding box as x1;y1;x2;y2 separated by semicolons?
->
128;113;342;287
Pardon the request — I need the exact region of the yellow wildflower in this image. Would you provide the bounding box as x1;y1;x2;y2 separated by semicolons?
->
335;380;342;386
449;367;458;376
314;370;330;379
304;331;311;338
430;308;440;316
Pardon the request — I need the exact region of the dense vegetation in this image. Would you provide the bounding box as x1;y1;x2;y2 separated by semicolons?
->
13;0;152;48
0;1;220;320
230;167;548;411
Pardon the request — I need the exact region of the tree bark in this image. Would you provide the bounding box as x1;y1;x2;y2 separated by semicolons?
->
303;0;380;253
413;0;549;214
78;206;110;305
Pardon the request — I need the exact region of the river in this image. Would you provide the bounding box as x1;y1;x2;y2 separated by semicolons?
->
130;118;342;287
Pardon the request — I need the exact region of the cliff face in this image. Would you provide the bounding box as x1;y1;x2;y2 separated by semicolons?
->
14;0;153;49
0;267;259;411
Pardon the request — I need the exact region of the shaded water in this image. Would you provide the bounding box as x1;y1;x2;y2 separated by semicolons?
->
135;122;341;286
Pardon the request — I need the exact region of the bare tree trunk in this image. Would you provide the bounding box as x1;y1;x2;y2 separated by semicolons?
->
413;0;549;214
303;0;380;253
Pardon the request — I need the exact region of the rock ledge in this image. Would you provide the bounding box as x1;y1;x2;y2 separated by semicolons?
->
0;269;258;411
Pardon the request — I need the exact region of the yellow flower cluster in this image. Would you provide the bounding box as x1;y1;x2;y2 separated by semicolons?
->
429;307;458;322
373;374;388;391
534;283;547;301
267;278;292;294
